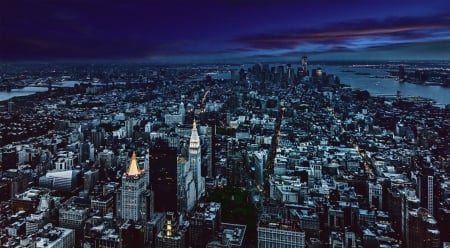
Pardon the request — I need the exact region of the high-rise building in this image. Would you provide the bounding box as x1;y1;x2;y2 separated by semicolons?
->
120;219;145;248
117;152;153;222
253;150;267;187
368;181;383;209
179;102;186;123
202;125;214;178
301;55;308;75
400;188;420;241
177;157;196;214
90;128;105;148
407;207;440;248
125;118;138;138
150;139;178;212
80;141;94;164
1;149;18;171
417;167;435;216
155;212;187;248
189;120;204;200
286;63;292;84
188;202;221;248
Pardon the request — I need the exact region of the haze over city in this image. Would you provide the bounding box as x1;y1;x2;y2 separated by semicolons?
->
1;0;450;63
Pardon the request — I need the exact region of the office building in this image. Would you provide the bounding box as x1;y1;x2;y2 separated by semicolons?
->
368;181;383;209
177;157;197;213
417;167;435;216
189;202;221;248
59;205;88;231
150;139;178;212
39;169;81;192
407;207;440;248
189;120;204;200
91;193;114;216
117;152;153;222
257;216;305;248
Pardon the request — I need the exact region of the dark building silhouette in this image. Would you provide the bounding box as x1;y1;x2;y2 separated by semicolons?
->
120;219;145;248
150;139;178;212
407;208;440;248
90;128;105;148
189;202;221;248
1;149;18;171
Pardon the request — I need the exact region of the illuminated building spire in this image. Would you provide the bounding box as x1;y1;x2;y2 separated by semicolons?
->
126;151;143;176
189;119;204;199
190;119;200;150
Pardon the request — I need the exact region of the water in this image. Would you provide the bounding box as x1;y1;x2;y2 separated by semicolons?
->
0;80;84;102
318;65;450;106
0;87;48;102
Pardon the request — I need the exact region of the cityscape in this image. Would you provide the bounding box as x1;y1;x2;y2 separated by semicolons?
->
1;1;450;248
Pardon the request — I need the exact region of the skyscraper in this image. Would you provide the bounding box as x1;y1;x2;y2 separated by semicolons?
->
301;55;308;74
150;139;178;212
117;152;152;222
177;157;196;213
407;207;440;248
189;120;204;200
418;167;435;216
368;181;383;209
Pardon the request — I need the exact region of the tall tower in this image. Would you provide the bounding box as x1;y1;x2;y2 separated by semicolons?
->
150;139;178;212
189;120;204;200
118;152;151;222
179;102;186;123
286;63;292;84
177;157;196;213
418;167;435;216
301;55;308;73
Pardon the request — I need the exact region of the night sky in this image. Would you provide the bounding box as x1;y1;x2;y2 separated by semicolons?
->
1;0;450;63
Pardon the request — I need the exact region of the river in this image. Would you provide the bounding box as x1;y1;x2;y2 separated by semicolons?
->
318;65;450;106
0;87;48;102
1;69;449;106
0;80;85;102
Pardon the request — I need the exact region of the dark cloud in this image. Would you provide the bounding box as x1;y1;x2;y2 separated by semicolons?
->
234;14;450;49
1;1;449;61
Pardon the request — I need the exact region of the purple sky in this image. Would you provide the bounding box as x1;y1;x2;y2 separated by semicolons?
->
1;0;450;63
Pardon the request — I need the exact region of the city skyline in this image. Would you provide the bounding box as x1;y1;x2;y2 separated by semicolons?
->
1;0;450;63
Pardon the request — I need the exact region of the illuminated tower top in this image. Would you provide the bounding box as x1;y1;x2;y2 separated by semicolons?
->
125;152;144;177
189;120;200;151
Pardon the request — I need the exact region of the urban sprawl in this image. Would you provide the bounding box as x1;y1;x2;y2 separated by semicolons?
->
0;57;449;248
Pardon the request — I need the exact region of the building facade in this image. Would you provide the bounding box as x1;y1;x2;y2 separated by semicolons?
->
117;152;152;222
150;140;178;212
257;223;305;248
189;120;205;200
